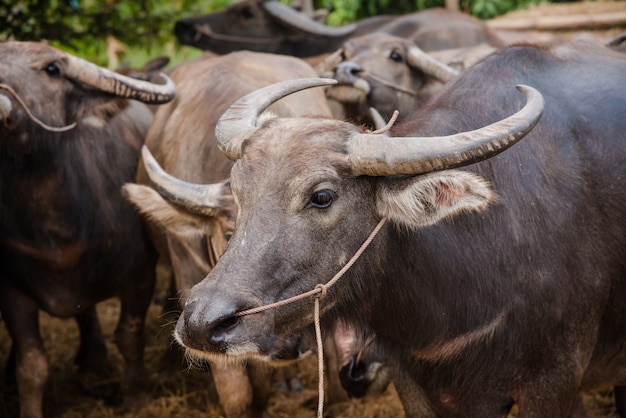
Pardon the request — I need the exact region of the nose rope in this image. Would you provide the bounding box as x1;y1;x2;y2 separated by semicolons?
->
235;216;387;418
367;110;399;135
0;84;77;132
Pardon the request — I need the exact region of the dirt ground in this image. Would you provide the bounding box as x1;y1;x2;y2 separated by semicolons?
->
1;1;626;417
0;267;620;418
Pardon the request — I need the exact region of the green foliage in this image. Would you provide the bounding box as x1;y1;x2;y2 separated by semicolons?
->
318;0;550;23
0;0;234;65
319;0;439;24
462;0;547;19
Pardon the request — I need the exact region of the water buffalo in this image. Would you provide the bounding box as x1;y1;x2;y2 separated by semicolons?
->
319;32;495;125
174;0;503;57
0;41;175;418
160;38;626;417
122;50;334;418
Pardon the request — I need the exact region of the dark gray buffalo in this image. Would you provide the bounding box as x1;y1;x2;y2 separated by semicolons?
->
157;38;626;417
0;41;175;418
174;0;503;57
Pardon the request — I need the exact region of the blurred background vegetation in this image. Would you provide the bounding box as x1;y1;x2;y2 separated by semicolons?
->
1;0;566;66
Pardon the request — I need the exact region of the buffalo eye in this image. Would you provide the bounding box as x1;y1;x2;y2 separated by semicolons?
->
44;63;61;78
389;51;404;63
306;189;335;209
240;6;254;19
224;232;233;242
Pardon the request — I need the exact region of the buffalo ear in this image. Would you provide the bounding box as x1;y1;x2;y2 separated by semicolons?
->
122;183;204;237
375;170;497;229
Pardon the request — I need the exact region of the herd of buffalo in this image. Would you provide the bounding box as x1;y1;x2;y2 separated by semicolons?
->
1;1;626;417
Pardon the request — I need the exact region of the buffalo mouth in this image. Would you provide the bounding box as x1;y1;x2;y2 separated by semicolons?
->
326;81;370;105
175;328;314;367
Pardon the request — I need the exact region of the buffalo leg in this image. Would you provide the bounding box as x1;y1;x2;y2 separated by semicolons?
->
248;361;274;416
392;365;437;418
211;361;254;418
0;286;48;418
74;307;110;374
614;385;626;418
74;307;121;402
114;268;155;395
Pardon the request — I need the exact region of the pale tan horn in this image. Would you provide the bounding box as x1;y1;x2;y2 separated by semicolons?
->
348;85;544;176
263;1;356;37
407;46;460;83
141;146;227;216
369;107;387;131
0;95;11;121
64;54;175;104
215;77;337;161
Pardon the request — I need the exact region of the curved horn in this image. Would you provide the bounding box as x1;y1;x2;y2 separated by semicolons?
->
407;46;459;83
141;146;226;216
263;1;356;37
0;94;11;121
216;77;337;161
63;54;175;104
349;85;544;176
369;107;387;131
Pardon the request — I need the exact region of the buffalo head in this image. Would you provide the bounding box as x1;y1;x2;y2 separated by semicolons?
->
319;32;460;125
0;41;175;140
174;0;358;57
151;77;542;364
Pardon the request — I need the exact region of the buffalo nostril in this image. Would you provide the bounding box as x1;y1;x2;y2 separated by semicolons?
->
210;315;242;343
173;20;196;43
336;61;363;83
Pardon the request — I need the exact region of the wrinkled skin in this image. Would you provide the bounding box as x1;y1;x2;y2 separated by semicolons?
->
174;0;501;57
0;42;166;418
175;40;626;417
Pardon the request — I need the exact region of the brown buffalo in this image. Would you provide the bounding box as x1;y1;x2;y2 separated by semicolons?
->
123;50;333;418
318;32;495;125
161;39;626;416
174;0;503;57
0;41;175;418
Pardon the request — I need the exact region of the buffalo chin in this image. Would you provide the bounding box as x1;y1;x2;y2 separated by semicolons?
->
327;83;369;104
175;330;314;368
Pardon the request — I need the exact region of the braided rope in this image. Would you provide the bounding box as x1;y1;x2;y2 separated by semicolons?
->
235;217;388;417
